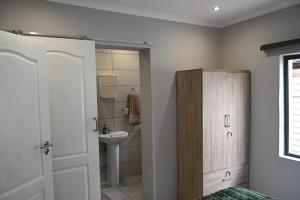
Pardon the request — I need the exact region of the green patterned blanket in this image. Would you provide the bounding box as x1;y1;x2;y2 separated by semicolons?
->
198;187;274;200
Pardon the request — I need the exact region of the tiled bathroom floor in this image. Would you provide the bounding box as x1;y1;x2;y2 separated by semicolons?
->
102;183;143;200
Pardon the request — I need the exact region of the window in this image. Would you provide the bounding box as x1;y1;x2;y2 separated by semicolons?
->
284;54;300;158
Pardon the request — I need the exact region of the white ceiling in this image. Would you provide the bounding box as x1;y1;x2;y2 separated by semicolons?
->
47;0;300;27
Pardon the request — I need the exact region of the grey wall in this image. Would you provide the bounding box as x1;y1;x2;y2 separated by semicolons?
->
220;4;300;200
0;0;221;199
3;0;300;199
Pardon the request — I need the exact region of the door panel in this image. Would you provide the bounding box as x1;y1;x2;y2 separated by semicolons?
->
227;73;250;167
25;191;44;200
36;37;100;200
47;52;87;158
0;31;53;200
203;72;228;173
53;167;88;200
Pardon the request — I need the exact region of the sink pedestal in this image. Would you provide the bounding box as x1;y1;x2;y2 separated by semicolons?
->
107;144;120;187
99;131;128;187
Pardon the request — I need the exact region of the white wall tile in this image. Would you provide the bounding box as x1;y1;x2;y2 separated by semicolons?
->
114;117;129;131
120;146;142;164
96;70;113;77
113;70;140;86
99;118;114;133
98;102;113;118
96;52;112;70
120;126;141;148
114;101;128;118
112;53;139;70
98;97;114;103
120;161;142;179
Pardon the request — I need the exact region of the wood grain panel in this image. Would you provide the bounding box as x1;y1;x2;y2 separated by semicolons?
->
176;69;203;200
203;72;228;173
176;69;250;199
203;165;248;195
227;72;250;167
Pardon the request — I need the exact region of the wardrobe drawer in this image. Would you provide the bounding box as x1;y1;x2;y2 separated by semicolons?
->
203;165;248;195
238;182;249;188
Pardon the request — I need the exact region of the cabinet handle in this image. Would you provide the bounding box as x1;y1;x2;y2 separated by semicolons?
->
228;114;231;128
224;115;228;128
227;132;233;138
222;171;231;182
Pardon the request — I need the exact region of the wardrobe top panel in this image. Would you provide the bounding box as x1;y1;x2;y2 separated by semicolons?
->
176;68;250;73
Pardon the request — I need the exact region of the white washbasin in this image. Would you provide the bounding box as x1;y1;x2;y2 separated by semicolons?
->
99;131;128;145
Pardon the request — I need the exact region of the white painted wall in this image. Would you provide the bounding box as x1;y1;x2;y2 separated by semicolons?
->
220;4;300;200
0;0;221;199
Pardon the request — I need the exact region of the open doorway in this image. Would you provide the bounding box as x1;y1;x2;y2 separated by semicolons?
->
96;47;147;200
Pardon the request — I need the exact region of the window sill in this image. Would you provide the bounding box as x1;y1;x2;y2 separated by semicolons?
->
279;154;300;162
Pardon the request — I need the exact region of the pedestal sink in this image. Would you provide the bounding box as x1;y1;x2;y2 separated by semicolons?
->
99;131;128;187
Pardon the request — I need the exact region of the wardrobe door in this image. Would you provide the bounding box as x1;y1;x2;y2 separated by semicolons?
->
203;72;228;173
227;72;250;167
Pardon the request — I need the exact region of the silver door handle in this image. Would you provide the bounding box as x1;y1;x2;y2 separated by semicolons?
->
93;117;98;132
39;141;54;155
40;141;54;149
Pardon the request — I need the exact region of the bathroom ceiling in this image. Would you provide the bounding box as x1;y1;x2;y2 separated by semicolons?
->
47;0;300;27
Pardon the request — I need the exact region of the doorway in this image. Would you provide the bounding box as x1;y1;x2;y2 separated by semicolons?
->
96;48;143;199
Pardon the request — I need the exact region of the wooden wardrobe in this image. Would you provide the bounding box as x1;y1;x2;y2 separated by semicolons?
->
176;69;250;200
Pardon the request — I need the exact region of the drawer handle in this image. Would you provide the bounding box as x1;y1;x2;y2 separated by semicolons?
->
227;132;233;138
222;171;231;182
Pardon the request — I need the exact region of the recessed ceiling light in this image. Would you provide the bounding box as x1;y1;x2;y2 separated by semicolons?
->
213;6;220;12
29;32;38;35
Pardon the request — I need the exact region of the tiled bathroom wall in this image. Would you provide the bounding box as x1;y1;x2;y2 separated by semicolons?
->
96;49;142;184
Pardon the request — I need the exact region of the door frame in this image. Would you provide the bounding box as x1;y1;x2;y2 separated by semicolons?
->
95;43;154;200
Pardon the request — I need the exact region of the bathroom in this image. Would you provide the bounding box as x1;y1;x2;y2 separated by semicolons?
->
96;48;143;200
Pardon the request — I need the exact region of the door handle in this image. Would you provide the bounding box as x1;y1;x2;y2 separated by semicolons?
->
224;115;228;128
93;117;98;132
228;114;231;128
39;141;54;155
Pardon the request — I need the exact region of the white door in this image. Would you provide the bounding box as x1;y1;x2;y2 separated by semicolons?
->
0;31;54;200
36;37;100;200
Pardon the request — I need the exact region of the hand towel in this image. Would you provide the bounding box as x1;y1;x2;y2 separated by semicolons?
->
128;94;141;124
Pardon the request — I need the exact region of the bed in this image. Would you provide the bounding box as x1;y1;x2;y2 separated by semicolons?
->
197;187;274;200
